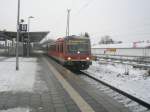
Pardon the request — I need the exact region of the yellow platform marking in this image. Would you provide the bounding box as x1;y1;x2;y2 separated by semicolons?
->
43;58;95;112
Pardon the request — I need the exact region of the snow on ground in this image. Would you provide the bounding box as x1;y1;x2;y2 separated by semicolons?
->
0;57;38;92
0;107;31;112
86;61;150;103
92;41;150;48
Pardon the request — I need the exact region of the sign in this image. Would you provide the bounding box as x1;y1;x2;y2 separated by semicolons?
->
106;48;116;52
20;24;27;32
68;39;88;45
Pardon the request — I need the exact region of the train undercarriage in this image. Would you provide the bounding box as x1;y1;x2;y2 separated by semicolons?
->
64;61;92;70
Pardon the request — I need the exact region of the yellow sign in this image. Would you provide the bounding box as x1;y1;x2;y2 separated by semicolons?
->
106;48;116;52
68;40;88;45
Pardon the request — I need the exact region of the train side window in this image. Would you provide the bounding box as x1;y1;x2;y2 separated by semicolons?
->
53;45;55;51
54;45;56;51
56;44;58;52
56;45;58;52
59;44;60;52
62;43;63;52
59;44;61;52
59;43;63;52
57;44;59;52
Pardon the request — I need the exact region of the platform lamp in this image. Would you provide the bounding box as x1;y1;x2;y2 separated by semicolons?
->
27;16;34;57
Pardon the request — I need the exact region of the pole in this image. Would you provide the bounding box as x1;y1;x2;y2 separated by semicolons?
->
27;17;30;57
27;16;34;57
66;9;71;36
16;0;20;70
66;14;68;36
68;9;70;36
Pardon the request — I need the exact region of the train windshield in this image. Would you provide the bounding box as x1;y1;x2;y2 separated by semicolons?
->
67;39;90;54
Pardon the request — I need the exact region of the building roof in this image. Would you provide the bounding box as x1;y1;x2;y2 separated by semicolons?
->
92;42;150;49
0;31;49;42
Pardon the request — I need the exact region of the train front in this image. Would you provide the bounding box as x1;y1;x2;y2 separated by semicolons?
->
64;36;92;70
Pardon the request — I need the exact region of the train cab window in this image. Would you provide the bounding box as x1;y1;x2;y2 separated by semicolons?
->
67;43;89;54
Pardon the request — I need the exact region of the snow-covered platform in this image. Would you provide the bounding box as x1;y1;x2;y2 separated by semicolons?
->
0;55;130;112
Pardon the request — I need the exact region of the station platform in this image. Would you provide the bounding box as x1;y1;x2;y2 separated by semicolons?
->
0;54;131;112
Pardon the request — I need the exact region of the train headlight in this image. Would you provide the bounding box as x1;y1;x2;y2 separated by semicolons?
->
86;57;90;60
67;57;71;61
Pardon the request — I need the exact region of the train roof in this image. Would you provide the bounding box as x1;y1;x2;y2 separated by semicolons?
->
64;35;90;40
55;35;89;42
0;30;49;42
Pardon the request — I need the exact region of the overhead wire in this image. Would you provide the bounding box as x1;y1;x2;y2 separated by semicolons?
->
50;0;96;37
74;0;95;16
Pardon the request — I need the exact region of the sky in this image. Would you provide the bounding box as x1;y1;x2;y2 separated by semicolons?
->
0;0;150;44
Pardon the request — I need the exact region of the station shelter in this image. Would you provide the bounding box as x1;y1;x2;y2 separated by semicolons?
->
0;30;49;56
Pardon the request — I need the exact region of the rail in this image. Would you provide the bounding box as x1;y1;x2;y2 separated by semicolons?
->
94;54;150;64
81;70;150;110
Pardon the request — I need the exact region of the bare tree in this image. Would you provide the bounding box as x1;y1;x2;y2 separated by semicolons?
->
99;35;114;44
84;32;90;38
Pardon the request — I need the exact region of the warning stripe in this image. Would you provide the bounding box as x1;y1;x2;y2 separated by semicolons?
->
43;58;95;112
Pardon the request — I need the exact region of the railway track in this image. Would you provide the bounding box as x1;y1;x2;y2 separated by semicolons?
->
45;55;150;112
97;58;150;69
79;70;150;112
95;55;150;69
95;54;150;63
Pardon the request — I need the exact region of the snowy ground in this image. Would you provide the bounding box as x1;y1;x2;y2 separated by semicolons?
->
86;61;150;103
0;57;38;92
0;108;31;112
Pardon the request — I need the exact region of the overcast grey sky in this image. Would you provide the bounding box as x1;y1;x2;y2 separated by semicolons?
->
0;0;150;43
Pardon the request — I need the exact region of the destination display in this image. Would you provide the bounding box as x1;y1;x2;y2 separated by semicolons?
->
68;39;89;44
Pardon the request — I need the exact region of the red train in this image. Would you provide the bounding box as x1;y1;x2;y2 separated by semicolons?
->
48;35;92;70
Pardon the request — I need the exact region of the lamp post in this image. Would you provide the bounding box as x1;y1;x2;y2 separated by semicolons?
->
27;16;34;57
16;0;20;70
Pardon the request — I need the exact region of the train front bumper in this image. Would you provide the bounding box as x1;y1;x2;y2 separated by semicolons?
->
65;61;92;66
